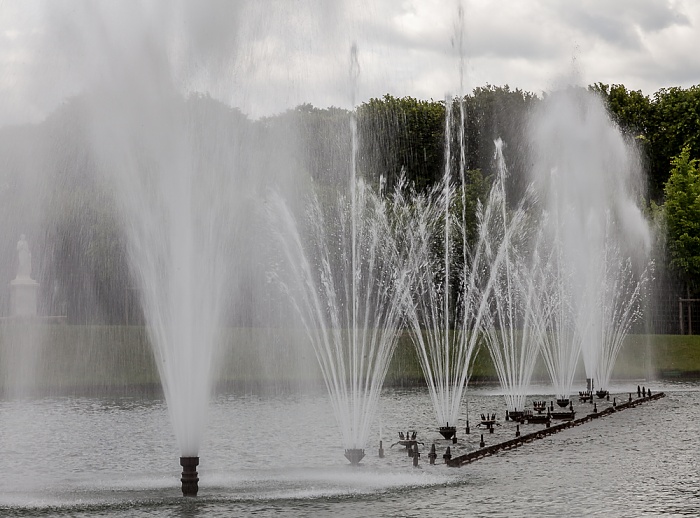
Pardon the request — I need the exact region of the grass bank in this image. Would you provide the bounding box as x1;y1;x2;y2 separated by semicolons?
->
0;324;698;395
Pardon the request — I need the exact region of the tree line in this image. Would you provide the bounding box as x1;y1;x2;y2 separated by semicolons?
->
0;83;699;325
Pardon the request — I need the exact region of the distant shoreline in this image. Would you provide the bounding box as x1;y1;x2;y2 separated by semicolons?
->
1;325;698;397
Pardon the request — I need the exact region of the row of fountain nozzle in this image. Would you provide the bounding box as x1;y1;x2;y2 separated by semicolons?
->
637;385;652;398
427;444;452;465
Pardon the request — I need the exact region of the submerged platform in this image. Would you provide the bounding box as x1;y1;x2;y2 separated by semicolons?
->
447;392;665;467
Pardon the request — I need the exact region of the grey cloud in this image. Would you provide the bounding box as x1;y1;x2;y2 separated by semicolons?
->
634;56;700;90
630;0;690;32
468;27;564;61
551;0;690;50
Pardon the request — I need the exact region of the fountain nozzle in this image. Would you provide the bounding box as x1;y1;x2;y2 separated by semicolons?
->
428;444;437;464
180;456;199;497
344;448;365;465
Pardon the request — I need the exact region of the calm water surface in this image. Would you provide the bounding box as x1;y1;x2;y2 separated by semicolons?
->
0;381;697;517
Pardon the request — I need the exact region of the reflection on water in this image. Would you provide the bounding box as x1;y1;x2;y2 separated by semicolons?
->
0;381;698;517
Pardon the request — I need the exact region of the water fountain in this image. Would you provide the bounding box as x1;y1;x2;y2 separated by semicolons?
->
399;4;544;435
0;2;303;495
401;101;510;438
590;233;649;394
536;203;582;406
267;163;421;463
527;88;652;396
399;7;489;438
479;140;548;416
264;43;429;463
0;2;666;511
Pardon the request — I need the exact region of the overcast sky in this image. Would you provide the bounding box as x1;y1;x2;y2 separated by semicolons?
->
1;0;699;127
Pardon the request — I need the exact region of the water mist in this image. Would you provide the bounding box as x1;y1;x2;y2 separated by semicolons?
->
528;88;652;393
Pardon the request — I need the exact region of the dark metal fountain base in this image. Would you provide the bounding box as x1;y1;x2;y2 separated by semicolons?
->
344;448;365;465
439;426;457;440
596;390;609;399
532;401;547;412
180;456;199;497
556;398;570;408
507;410;524;421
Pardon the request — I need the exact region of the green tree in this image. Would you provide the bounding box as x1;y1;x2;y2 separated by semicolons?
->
664;146;700;294
649;86;700;201
357;95;445;192
589;83;700;202
463;85;537;202
589;83;652;137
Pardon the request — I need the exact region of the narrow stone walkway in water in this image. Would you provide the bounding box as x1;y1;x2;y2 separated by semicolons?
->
446;391;665;467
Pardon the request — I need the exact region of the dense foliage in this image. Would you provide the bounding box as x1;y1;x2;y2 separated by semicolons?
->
664;146;700;293
591;83;700;201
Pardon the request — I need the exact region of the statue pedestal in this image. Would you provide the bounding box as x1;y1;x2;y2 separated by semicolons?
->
10;278;39;317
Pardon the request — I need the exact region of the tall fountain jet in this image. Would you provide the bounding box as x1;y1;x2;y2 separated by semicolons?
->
400;6;501;437
402;117;523;434
528;87;652;396
89;76;247;497
50;3;271;495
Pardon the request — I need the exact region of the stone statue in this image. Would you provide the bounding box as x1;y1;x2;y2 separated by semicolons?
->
10;233;39;317
16;234;32;279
